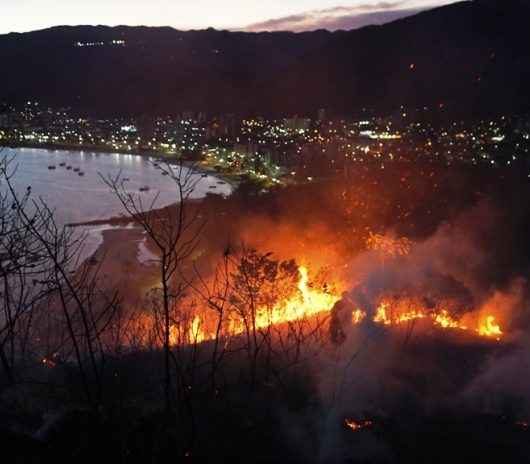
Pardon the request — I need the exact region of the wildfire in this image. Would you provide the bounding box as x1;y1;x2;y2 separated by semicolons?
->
373;301;391;325
174;266;340;345
352;309;366;324
345;419;373;432
433;310;466;330
189;315;206;344
250;266;340;330
373;300;429;326
168;265;505;347
358;299;503;340
478;316;502;340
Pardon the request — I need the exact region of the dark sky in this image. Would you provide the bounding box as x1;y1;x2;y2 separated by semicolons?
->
1;0;458;34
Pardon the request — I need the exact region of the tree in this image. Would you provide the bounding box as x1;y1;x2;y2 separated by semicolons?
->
103;161;204;416
0;153;119;406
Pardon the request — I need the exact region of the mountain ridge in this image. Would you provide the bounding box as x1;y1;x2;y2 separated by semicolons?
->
1;0;529;118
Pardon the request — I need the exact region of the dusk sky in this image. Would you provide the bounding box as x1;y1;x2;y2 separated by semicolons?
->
1;0;458;34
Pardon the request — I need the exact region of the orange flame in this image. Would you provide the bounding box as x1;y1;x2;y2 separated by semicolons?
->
189;315;206;344
345;419;373;432
167;266;506;346
478;316;502;340
363;300;503;340
252;266;340;329
173;266;340;345
433;310;467;330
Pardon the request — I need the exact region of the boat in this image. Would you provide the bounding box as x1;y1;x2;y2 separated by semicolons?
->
48;165;56;170
161;171;169;176
139;186;150;192
73;167;80;172
59;162;66;167
201;174;208;178
66;166;72;170
78;172;85;176
209;185;217;189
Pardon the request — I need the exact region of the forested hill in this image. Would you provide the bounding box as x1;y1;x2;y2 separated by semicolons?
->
1;0;529;118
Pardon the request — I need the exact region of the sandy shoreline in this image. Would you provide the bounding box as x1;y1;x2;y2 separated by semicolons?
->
1;144;243;289
86;226;160;305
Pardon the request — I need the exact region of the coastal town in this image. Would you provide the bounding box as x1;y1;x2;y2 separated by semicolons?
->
3;1;530;462
2;101;530;188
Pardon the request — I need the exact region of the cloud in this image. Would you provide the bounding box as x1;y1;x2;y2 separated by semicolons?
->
242;1;429;32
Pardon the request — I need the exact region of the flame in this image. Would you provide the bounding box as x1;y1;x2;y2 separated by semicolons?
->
478;316;502;340
165;265;506;347
268;266;337;325
373;300;428;325
362;299;503;340
231;266;340;332
345;419;373;432
397;309;427;324
189;315;206;344
172;266;340;345
373;302;391;325
352;309;367;324
433;310;467;330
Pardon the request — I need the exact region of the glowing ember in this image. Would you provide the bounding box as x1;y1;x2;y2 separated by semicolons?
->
352;309;367;324
366;233;412;258
41;357;56;368
345;419;373;432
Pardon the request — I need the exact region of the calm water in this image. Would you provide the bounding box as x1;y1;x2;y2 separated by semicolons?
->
2;147;231;223
1;147;232;259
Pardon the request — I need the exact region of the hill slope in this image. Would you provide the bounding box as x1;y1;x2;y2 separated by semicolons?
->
0;0;529;117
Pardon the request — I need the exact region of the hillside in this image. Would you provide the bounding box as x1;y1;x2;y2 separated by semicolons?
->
0;0;529;117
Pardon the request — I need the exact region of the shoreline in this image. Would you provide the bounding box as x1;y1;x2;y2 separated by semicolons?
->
66;198;202;228
80;226;160;305
1;141;242;194
1;140;179;159
1;144;241;266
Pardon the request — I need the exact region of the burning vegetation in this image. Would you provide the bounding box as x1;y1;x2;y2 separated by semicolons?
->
167;261;505;349
2;155;530;463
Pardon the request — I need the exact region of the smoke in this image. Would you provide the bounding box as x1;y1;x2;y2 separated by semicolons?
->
460;335;530;417
275;196;530;460
197;164;530;459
